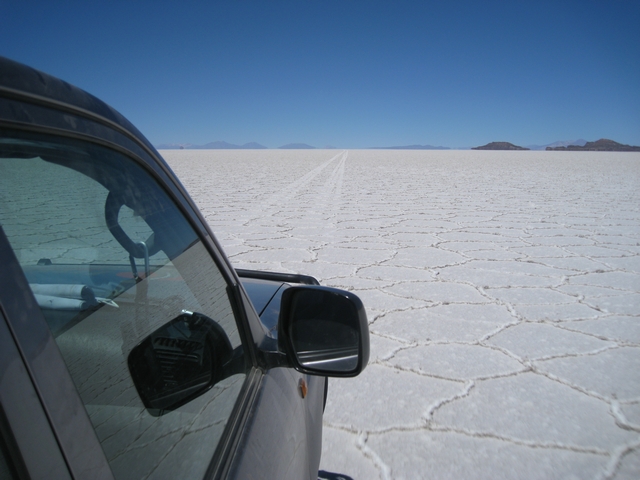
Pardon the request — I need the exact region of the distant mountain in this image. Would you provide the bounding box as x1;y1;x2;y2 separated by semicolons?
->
546;138;640;152
198;141;239;149
155;143;194;149
239;142;268;149
371;144;450;150
472;142;529;151
156;141;267;149
527;139;587;150
279;143;316;149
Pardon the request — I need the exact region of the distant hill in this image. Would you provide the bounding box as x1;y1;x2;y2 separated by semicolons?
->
279;143;316;149
155;143;193;149
546;138;640;152
527;139;587;151
472;142;529;151
371;144;450;150
156;141;267;149
199;141;238;149
240;142;268;149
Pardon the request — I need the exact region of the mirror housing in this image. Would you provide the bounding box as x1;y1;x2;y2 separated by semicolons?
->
128;311;234;416
278;286;369;377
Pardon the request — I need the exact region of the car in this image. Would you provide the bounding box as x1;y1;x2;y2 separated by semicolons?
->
0;56;369;480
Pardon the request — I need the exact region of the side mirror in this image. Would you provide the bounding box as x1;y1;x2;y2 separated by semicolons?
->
128;311;234;416
278;286;369;377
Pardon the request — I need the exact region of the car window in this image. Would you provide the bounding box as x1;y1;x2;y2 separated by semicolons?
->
0;130;249;479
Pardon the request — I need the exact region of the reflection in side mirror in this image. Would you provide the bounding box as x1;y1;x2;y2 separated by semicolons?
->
128;311;233;416
278;286;369;377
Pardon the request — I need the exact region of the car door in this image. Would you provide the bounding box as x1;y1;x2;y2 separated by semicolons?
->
0;126;321;479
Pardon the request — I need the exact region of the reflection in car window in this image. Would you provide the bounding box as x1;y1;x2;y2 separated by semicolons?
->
0;130;248;479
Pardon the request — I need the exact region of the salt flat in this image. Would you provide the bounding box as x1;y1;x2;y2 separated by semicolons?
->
163;149;640;480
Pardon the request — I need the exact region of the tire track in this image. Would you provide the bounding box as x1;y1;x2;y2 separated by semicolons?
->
311;150;348;222
249;150;347;221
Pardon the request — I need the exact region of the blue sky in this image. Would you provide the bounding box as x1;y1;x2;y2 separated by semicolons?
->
2;1;639;148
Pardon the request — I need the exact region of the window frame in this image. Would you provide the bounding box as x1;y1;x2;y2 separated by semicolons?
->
0;307;72;480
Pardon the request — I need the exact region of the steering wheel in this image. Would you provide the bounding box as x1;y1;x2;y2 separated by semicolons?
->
105;192;161;258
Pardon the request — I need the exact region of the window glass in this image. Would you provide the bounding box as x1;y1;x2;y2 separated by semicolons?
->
0;131;248;479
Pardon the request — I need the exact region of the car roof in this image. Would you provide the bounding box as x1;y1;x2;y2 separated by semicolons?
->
0;56;157;158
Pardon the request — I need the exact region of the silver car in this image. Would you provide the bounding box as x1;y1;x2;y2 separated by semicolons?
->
0;56;369;480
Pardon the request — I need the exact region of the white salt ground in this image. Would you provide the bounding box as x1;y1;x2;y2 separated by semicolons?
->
163;149;640;480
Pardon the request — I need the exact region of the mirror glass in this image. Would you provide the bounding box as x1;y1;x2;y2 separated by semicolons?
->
128;311;232;416
288;289;361;373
